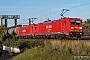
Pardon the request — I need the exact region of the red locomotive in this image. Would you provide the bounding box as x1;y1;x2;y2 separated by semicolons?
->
16;17;83;39
17;24;37;39
5;9;84;39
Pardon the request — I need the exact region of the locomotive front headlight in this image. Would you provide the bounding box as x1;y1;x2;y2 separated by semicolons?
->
71;33;72;34
71;27;74;29
80;33;82;35
79;27;82;29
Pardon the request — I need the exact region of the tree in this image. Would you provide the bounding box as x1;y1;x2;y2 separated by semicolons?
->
83;18;90;36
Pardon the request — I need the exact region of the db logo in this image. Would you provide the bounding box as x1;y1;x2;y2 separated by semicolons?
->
22;29;26;32
46;25;52;29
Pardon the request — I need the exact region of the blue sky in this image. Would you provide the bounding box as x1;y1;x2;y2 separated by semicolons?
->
0;0;90;27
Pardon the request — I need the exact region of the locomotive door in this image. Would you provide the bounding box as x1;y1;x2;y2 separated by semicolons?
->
31;24;37;36
61;21;66;32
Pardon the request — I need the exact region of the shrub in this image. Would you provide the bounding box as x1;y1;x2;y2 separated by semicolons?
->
3;37;18;47
18;41;44;52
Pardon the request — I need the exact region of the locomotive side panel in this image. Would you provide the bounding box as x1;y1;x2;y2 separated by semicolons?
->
49;21;61;33
36;21;62;35
36;23;48;35
17;26;31;35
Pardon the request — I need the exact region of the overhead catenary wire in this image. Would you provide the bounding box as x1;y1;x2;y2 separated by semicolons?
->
37;2;90;22
7;1;90;25
19;0;71;23
69;2;90;9
28;0;71;17
48;8;90;21
17;1;90;24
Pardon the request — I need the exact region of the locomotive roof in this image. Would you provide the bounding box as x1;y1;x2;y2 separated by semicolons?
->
39;17;81;24
40;19;61;24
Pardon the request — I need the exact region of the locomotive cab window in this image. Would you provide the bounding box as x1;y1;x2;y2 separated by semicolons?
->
76;20;81;24
64;21;66;25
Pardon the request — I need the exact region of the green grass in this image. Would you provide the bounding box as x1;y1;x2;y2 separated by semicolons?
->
10;40;90;60
10;46;90;60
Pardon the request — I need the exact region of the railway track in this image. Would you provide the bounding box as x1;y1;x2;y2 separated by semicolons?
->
18;36;90;41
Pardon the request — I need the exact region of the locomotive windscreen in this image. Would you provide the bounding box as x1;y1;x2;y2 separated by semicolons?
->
70;20;81;24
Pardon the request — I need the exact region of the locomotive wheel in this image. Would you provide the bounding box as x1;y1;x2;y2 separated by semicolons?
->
76;36;81;40
43;35;47;39
65;36;70;40
58;36;62;40
77;36;81;38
